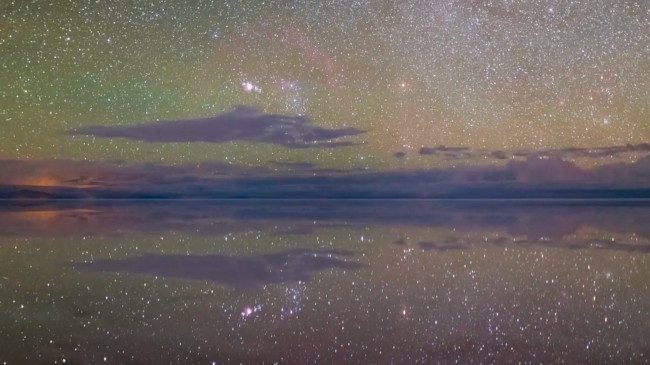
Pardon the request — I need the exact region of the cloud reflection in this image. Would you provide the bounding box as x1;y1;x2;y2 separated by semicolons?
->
1;200;649;253
74;249;362;289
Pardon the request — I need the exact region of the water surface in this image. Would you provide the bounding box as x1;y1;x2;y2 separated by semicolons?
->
1;200;648;363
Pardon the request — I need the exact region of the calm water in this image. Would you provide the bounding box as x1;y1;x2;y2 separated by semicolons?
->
1;200;649;363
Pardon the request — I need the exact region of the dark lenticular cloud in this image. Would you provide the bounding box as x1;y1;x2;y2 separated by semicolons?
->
69;106;362;148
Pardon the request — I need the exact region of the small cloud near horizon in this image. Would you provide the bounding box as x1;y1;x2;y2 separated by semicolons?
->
414;143;650;161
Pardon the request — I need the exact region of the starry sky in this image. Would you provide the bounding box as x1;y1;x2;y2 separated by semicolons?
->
2;3;650;361
1;0;648;171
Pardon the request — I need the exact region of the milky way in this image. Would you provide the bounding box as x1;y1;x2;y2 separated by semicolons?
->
1;0;648;168
2;3;650;363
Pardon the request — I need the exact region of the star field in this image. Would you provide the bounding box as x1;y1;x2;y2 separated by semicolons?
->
1;0;648;168
2;2;650;362
2;209;649;363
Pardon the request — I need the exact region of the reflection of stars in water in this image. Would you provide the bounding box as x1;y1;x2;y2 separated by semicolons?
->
3;222;649;362
237;282;307;324
280;281;306;319
241;304;262;318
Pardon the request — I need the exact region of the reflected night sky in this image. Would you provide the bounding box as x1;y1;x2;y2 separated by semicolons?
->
2;200;650;247
0;202;649;362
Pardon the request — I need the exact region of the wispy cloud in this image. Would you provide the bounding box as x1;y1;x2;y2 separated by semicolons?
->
68;106;363;148
526;143;650;159
0;143;649;202
0;158;340;188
